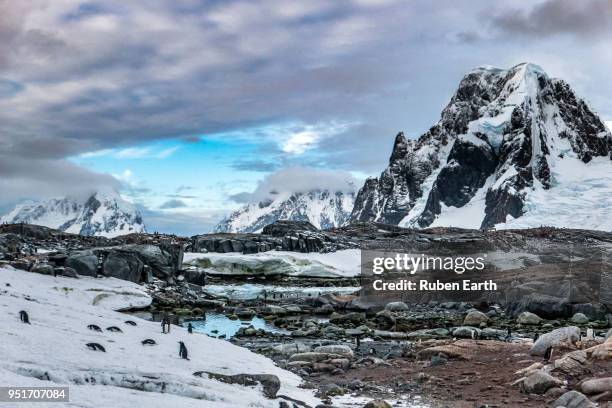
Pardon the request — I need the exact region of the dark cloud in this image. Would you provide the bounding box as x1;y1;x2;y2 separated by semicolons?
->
159;199;188;209
491;0;612;38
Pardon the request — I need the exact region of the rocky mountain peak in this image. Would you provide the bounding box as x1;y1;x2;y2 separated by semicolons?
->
351;63;612;231
0;190;146;237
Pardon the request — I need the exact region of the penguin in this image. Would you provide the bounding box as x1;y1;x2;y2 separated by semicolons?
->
124;320;137;326
187;323;193;334
87;324;102;332
106;326;123;333
19;311;30;324
178;341;190;360
86;343;106;352
544;346;554;362
141;339;157;346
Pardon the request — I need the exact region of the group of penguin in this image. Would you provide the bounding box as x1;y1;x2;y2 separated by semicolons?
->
18;310;192;360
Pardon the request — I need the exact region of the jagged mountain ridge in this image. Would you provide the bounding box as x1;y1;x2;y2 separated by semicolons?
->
214;190;355;233
0;190;146;237
351;63;612;230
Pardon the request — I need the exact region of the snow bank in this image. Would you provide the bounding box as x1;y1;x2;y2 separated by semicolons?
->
184;249;362;278
0;267;319;407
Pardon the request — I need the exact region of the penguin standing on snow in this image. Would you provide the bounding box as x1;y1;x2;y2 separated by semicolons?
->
178;341;190;360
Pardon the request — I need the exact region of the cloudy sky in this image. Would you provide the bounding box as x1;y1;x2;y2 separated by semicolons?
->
1;0;611;234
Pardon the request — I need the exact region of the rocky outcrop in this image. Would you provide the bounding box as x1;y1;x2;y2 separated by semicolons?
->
191;221;348;254
351;63;612;230
64;243;183;283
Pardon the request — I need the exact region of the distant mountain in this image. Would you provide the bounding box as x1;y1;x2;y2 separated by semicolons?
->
351;63;612;230
214;190;355;233
0;189;146;237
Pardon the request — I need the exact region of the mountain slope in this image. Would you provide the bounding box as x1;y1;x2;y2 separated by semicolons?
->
0;190;146;237
215;190;355;233
351;63;612;230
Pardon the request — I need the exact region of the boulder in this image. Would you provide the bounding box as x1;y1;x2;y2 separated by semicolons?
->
580;377;612;395
314;345;354;357
406;328;450;339
385;302;409;312
329;312;366;324
517;311;543;325
102;250;144;282
553;390;595;408
607;328;612;341
260;305;286;316
553;350;587;374
314;304;335;315
530;326;580;356
272;342;310;356
30;262;55;275
66;251;99;277
289;352;331;362
521;370;562;394
571;313;589;324
463;310;489;326
452;326;481;339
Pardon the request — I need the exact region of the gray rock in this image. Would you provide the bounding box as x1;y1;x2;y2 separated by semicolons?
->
363;400;392;408
30;263;54;275
463;310;489;326
196;372;280;398
530;326;580;356
517;311;543;325
521;370;561;394
553;390;595;408
452;326;481;338
65;251;99;277
272;342;310;356
571;313;589;324
314;345;353;357
606;328;612;340
385;301;409;312
102;250;144;282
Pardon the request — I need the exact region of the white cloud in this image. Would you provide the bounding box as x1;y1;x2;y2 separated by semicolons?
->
155;146;180;159
114;147;151;159
282;131;321;154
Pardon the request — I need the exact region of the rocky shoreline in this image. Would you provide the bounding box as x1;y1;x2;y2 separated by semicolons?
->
1;221;611;407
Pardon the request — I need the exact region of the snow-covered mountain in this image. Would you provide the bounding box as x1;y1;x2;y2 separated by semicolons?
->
351;63;612;230
215;190;355;233
0;189;146;237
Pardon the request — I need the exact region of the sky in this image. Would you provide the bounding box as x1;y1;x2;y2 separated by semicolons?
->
0;0;611;235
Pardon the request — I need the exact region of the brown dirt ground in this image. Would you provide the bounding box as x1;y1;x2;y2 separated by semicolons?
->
319;340;612;408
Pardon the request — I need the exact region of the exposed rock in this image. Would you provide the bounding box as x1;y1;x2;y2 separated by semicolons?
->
520;370;562;394
452;326;481;339
313;345;353;357
571;313;589;324
385;301;409;312
553;390;595;408
517;311;543;325
195;372;280;398
463;310;489;326
580;377;612;396
363;400;392;408
530;326;580;356
272;342;310;356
